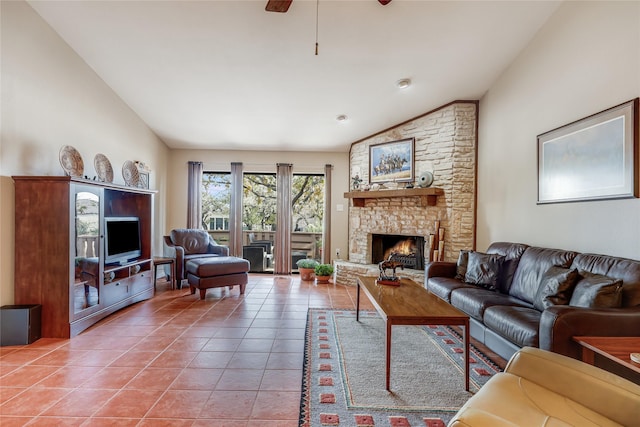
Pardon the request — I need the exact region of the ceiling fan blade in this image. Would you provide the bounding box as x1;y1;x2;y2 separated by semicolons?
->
266;0;293;13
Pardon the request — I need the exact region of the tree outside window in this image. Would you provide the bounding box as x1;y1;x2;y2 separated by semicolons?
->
242;173;324;232
202;172;231;230
202;171;325;257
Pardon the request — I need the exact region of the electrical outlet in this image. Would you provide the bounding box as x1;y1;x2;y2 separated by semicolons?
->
336;248;341;258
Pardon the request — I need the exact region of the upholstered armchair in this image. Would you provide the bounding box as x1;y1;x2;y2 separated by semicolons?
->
163;228;229;288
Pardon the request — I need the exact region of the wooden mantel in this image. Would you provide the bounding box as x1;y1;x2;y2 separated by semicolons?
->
344;187;444;207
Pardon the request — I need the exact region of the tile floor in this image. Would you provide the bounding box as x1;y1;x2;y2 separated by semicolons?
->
0;274;378;426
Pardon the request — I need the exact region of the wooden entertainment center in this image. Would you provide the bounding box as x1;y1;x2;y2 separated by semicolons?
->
13;176;155;338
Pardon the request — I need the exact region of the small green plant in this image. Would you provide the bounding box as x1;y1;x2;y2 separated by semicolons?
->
314;263;334;276
297;258;319;269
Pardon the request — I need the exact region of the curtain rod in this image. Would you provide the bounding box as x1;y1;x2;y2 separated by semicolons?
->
203;162;327;173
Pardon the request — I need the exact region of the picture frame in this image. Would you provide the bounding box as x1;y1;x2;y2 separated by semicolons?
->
537;98;639;204
137;171;149;189
369;138;415;184
135;161;150;189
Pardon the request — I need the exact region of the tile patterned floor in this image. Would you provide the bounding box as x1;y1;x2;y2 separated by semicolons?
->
0;275;376;426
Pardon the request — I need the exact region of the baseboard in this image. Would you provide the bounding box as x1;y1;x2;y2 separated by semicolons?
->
469;317;485;342
484;328;520;361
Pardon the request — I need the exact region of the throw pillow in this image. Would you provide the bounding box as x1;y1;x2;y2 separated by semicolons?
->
569;271;623;308
455;250;470;280
464;251;505;291
533;266;581;311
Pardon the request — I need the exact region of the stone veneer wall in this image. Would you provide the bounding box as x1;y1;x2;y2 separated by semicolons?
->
347;101;477;271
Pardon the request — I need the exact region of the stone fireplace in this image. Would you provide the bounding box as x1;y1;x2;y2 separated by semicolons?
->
335;101;477;287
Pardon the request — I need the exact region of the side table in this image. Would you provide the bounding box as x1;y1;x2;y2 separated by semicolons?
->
573;336;640;375
153;257;176;290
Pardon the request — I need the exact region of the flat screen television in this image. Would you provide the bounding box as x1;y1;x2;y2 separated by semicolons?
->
104;216;142;265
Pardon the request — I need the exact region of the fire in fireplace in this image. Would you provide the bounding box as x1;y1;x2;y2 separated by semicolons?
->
371;234;425;270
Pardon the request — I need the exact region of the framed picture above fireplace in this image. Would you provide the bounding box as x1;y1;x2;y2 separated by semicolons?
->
369;138;415;184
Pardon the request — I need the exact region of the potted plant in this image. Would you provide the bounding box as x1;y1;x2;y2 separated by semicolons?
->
296;258;319;281
314;263;334;284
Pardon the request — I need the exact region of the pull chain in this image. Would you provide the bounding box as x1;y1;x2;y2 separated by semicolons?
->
315;0;319;55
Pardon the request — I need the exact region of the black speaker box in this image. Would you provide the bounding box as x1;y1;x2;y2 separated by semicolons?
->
0;304;42;346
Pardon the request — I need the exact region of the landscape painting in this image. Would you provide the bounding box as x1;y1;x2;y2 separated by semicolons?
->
537;98;638;203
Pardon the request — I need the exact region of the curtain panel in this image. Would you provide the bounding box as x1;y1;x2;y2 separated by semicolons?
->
229;162;243;257
187;161;203;229
275;163;293;274
323;164;332;264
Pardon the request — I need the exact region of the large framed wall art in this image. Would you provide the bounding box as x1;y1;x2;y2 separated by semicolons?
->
369;137;415;184
537;98;639;204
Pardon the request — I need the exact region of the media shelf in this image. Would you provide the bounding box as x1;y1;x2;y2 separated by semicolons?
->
104;259;153;275
13;176;155;338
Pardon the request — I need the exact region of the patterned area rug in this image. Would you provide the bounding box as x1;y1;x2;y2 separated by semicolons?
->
299;309;502;427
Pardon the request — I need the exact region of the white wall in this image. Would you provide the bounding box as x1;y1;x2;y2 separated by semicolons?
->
0;1;170;305
478;1;640;259
164;150;350;263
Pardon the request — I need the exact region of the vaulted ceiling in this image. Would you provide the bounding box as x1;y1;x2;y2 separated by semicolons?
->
28;0;561;152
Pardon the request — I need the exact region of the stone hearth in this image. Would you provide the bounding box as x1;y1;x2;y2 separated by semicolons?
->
333;260;425;288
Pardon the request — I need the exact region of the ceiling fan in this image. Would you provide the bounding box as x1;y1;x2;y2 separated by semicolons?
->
266;0;391;13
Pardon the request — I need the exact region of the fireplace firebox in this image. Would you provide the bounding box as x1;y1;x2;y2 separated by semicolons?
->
371;234;425;270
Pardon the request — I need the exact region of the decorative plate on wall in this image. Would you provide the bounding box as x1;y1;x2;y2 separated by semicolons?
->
122;160;140;186
59;145;84;177
94;154;114;183
417;171;434;188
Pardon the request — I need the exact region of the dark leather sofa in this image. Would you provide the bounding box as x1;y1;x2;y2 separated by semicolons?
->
426;242;640;361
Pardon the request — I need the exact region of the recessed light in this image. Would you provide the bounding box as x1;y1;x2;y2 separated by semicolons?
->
336;114;348;122
396;78;411;89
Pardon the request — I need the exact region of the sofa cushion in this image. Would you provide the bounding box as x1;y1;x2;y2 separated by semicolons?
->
483;306;540;348
464;251;505;291
569;271;623;308
427;277;475;302
571;253;640;307
486;242;529;293
450;287;531;321
533;266;581;311
509;247;578;305
455;250;470;280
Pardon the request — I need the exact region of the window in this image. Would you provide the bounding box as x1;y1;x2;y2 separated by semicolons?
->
202;172;231;242
243;173;276;231
292;174;325;262
202;169;326;268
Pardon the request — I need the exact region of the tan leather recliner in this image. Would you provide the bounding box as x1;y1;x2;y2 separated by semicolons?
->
449;347;640;427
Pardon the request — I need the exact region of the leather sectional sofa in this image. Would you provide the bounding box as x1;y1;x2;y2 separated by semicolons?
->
426;242;640;361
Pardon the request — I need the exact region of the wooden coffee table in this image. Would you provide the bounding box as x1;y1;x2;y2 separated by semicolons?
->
356;276;470;391
573;336;640;374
